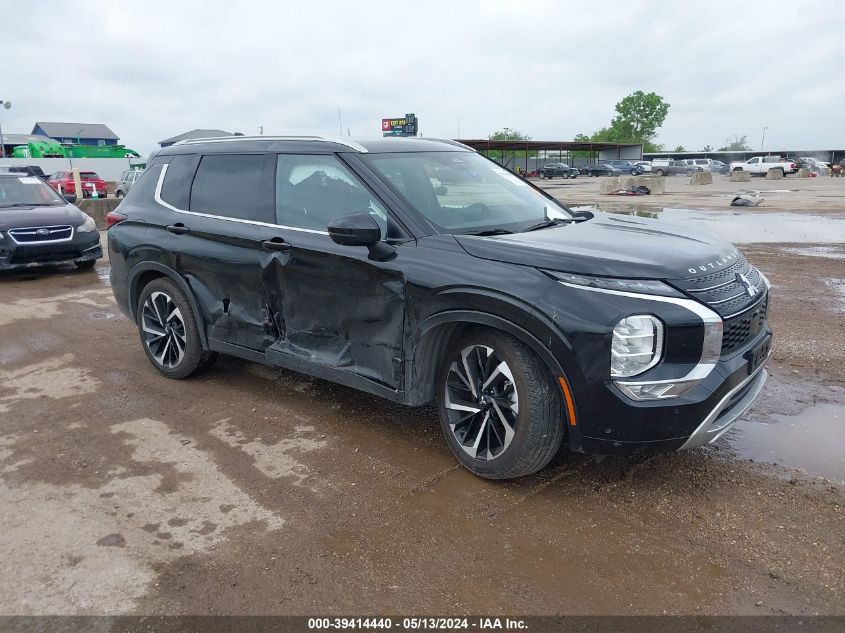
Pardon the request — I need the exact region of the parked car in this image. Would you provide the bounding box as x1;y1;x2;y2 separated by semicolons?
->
108;135;771;480
48;170;108;198
798;157;829;172
651;159;703;177
635;161;652;173
600;160;644;176
583;163;621;177
0;173;102;270
115;169;145;197
729;157;798;176
537;163;578;179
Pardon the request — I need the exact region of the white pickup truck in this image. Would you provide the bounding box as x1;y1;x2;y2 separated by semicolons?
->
729;156;798;176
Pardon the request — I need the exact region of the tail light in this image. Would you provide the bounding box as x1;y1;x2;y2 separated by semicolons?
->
106;212;127;228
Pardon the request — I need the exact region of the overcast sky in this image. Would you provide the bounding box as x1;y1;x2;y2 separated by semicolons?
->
2;1;843;156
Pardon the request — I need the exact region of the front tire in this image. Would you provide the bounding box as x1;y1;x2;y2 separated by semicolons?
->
436;330;565;479
538;171;546;180
137;278;216;379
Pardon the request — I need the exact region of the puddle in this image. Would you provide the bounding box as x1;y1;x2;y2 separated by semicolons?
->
731;403;845;485
573;206;845;243
824;279;845;310
783;246;845;260
96;266;111;286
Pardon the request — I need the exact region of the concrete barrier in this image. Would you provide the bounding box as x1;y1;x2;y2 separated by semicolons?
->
797;168;812;178
689;172;713;185
76;198;123;229
600;176;664;195
730;170;752;182
766;168;784;180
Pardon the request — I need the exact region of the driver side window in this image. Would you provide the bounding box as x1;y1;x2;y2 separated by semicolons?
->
275;154;391;238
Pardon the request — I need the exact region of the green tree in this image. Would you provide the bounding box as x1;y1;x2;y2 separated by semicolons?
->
674;145;686;153
609;91;670;145
486;127;533;159
702;144;714;152
718;135;751;151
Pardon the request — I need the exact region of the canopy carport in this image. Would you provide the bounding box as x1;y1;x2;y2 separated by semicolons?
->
454;139;643;174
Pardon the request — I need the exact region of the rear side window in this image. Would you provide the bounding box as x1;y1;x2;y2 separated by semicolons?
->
160;154;199;209
190;154;267;221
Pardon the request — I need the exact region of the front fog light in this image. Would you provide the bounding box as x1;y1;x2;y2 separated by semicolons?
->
611;315;663;377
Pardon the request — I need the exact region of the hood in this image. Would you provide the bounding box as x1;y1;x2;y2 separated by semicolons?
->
453;212;740;280
0;203;86;231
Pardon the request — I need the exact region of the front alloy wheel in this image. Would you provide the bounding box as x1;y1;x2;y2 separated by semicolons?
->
437;330;566;479
444;345;518;460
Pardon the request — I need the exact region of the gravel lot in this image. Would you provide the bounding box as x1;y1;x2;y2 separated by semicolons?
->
1;189;843;616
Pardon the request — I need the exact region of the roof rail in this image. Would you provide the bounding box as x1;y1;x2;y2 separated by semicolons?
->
174;135;369;152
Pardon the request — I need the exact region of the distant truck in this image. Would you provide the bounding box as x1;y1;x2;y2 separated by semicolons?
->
729;156;798;177
650;158;702;177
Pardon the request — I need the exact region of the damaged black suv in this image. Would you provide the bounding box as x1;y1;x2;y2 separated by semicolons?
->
109;136;772;479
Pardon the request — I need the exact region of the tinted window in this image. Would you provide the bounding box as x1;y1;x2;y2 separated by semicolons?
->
190;154;267;221
275;154;390;237
161;154;199;209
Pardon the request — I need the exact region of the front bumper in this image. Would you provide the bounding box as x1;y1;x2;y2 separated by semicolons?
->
0;230;102;270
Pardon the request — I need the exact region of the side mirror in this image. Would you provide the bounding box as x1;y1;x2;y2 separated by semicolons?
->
327;212;396;262
64;193;77;204
434;185;448;196
328;212;381;247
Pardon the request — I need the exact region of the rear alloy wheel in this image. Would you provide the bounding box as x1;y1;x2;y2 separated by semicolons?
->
538;171;546;179
137;278;216;379
631;169;638;175
686;169;694;177
655;169;666;176
437;330;565;479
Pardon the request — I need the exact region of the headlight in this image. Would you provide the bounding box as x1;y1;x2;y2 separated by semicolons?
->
611;315;663;377
544;270;684;298
77;216;97;233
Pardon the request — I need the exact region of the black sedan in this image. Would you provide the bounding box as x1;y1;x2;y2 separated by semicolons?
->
0;173;102;271
537;163;578;179
583;163;622;177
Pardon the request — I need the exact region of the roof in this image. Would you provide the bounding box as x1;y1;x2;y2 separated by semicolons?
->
0;134;62;146
456;138;643;152
157;136;470;155
158;129;236;145
33;122;119;140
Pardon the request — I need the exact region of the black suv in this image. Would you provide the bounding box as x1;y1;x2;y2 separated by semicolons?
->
108;136;772;479
537;163;578;179
0;173;101;271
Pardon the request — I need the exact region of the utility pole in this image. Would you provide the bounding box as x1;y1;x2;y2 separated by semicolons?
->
338;109;343;136
0;100;11;158
761;126;768;152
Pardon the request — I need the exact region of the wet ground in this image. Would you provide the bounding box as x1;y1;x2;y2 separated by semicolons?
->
0;232;843;616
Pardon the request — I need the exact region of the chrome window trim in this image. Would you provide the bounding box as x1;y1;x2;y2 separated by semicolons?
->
8;225;74;246
153;162;330;236
558;282;722;386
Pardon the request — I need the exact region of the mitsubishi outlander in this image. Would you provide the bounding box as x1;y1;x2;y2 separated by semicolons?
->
108;136;771;479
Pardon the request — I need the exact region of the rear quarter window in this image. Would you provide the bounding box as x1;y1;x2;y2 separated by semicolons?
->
160;154;199;209
189;154;271;222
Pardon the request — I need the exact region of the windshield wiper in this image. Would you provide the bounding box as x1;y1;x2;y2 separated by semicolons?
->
521;217;574;232
463;228;516;236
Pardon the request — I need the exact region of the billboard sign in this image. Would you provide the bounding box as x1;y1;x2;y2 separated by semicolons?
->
382;113;418;137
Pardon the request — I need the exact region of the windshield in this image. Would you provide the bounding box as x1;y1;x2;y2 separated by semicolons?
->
0;176;66;208
362;151;571;233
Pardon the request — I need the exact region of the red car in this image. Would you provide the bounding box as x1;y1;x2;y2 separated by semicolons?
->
48;170;108;198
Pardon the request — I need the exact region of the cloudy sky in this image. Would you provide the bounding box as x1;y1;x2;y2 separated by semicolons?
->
2;1;843;156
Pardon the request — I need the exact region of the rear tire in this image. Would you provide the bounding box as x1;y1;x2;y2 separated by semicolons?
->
137;278;217;379
655;169;666;176
538;171;546;180
686;169;694;177
436;329;565;479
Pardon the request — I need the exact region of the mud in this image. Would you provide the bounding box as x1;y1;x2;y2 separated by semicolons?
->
0;239;843;616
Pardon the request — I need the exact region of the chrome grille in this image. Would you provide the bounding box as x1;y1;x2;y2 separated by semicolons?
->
8;225;73;244
721;295;768;355
672;255;767;318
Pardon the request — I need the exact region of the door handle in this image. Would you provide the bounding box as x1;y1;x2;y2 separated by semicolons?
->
260;238;291;252
166;223;190;235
